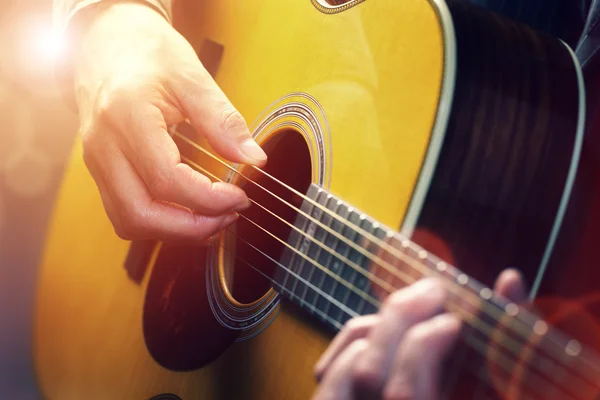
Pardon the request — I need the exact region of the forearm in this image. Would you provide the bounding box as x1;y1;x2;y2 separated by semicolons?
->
53;0;173;33
52;0;174;110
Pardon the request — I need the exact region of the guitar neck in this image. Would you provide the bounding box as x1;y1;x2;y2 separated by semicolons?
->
276;183;600;399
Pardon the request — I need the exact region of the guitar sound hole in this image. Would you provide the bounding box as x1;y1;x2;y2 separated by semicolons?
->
142;128;313;371
317;0;355;5
222;128;312;304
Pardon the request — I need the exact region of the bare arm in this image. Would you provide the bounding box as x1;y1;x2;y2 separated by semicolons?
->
53;0;173;32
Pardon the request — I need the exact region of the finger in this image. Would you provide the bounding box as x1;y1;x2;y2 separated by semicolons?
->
95;138;237;241
172;68;267;166
493;268;527;302
314;315;379;381
384;313;462;400
354;278;448;392
312;339;369;400
115;103;251;216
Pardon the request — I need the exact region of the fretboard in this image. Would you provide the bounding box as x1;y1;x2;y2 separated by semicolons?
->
274;183;600;399
276;184;383;330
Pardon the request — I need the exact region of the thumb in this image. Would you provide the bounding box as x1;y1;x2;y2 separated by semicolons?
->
173;69;267;166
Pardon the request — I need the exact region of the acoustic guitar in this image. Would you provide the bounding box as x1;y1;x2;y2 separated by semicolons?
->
33;0;600;398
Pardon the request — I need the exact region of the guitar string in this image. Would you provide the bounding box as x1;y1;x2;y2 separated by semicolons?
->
221;228;354;329
180;155;592;398
175;132;600;386
236;211;582;400
177;130;600;385
220;236;544;400
219;227;567;400
177;137;600;393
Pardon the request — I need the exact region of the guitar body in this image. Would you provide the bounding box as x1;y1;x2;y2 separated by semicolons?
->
33;0;586;399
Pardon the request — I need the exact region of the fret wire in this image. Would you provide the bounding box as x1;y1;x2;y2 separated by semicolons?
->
312;193;335;316
246;188;600;395
289;187;317;303
243;204;600;399
226;198;384;308
448;297;597;400
279;209;304;296
177;136;600;380
224;228;561;400
304;190;330;313
234;251;344;330
464;334;578;400
320;197;344;319
224;229;357;328
291;232;310;301
335;208;362;325
353;215;370;316
179;153;600;393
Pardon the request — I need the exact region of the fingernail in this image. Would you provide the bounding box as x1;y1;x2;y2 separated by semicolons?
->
220;213;239;229
241;138;267;162
234;198;252;211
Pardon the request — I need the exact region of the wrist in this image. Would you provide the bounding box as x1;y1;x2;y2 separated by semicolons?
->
55;0;172;111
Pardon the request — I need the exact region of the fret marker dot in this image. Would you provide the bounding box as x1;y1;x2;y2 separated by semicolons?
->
505;303;519;316
437;262;447;272
418;250;428;259
533;320;548;336
457;274;468;285
480;288;492;300
566;340;581;356
401;240;410;249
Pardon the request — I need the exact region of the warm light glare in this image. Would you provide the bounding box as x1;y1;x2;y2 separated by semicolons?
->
31;24;66;63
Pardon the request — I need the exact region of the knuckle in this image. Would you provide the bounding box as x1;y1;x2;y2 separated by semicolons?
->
119;204;148;236
405;324;436;349
95;89;122;128
80;123;97;148
109;209;133;240
218;107;247;137
94;80;143;128
422;278;447;301
148;168;174;199
352;358;383;391
342;315;377;337
385;290;415;316
80;127;103;168
210;181;239;198
112;222;133;240
102;203;132;241
343;317;362;333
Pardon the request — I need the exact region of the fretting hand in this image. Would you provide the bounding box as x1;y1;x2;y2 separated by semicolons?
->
313;269;527;400
71;2;267;242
